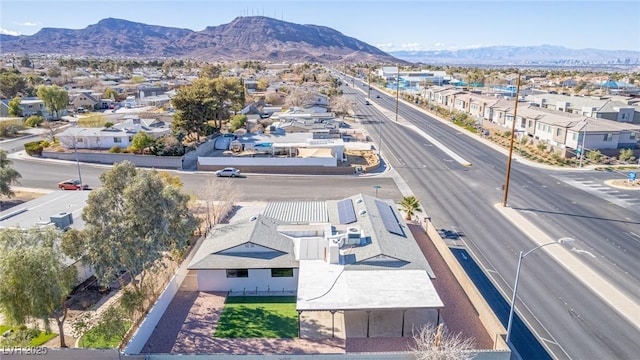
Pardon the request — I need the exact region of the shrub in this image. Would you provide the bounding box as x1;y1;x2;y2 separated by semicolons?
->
502;130;511;137
619;148;634;162
24;141;44;156
536;143;547;152
108;146;122;153
24;115;44;127
587;150;602;163
0;119;25;137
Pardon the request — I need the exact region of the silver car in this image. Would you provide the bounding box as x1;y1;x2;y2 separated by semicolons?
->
215;167;240;177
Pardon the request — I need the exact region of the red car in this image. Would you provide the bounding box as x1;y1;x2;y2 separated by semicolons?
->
58;179;89;190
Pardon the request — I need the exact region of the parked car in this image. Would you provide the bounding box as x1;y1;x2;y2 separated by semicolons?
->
58;179;89;190
215;168;240;178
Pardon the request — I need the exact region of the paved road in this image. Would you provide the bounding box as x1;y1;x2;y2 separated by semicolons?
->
346;80;640;359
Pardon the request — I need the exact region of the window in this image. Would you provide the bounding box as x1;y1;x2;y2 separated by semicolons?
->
77;138;83;143
572;133;579;141
528;120;533;127
226;269;248;278
114;137;121;143
556;128;563;136
630;132;637;140
603;133;613;142
271;268;293;278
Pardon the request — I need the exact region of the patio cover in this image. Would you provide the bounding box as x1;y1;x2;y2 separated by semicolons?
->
296;260;443;312
297;148;334;158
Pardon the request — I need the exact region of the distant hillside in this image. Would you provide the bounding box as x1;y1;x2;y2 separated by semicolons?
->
0;16;401;64
391;45;640;66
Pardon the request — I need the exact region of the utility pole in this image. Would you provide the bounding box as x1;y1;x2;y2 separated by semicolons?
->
579;120;587;168
368;67;371;99
395;65;400;122
502;73;522;207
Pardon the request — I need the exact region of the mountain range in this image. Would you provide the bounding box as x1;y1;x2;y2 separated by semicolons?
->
0;17;400;64
1;17;638;67
390;46;640;66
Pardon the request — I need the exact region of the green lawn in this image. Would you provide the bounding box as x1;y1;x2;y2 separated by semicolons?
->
79;321;132;349
0;325;57;346
214;296;298;338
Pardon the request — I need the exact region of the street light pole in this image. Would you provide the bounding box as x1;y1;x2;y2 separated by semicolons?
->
505;237;575;344
395;65;399;122
73;135;83;187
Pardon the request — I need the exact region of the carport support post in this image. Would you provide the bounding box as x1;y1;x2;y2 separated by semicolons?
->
297;311;302;338
330;310;336;338
437;308;441;325
401;310;406;337
366;310;371;337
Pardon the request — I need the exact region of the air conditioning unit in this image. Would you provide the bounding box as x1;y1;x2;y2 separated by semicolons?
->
50;212;73;230
346;227;362;245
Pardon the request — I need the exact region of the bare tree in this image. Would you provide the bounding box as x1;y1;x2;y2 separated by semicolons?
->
196;178;240;233
330;95;352;118
411;323;476;360
284;88;315;108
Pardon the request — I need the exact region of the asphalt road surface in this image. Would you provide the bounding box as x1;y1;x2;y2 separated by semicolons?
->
347;79;640;360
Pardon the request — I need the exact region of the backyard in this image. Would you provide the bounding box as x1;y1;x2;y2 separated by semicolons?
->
0;325;57;347
214;296;298;338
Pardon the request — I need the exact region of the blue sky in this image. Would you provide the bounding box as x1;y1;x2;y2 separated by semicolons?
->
1;0;639;52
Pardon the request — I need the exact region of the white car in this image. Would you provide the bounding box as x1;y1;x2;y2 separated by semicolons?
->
215;167;240;177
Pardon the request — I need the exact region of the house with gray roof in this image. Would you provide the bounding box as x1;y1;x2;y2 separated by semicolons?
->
188;194;443;338
0;191;94;286
56;117;170;150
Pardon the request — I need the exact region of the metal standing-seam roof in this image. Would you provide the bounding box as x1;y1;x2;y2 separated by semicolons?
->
264;201;328;224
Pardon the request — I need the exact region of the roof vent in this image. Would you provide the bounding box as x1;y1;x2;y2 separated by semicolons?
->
358;210;366;216
356;198;363;203
250;216;257;221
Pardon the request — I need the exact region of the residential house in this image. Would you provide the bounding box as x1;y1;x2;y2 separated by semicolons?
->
0;191;94;286
525;93;640;123
56;117;171;150
0;97;49;118
188;194;443;338
69;90;100;110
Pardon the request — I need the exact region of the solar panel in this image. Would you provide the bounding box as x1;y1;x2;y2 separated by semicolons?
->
337;199;356;224
375;199;404;236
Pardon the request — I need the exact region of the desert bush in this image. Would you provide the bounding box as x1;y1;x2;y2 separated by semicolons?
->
24;115;44;127
24;141;44;156
109;146;122;153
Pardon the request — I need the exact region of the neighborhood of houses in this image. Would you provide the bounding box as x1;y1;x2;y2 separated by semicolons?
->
3;64;638;172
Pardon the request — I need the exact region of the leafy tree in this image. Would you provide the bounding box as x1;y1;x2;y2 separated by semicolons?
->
103;87;118;100
0;70;27;98
8;96;23;117
171;77;244;139
130;132;156;154
399;195;422;221
411;323;476;360
130;75;146;84
19;56;32;68
199;64;222;79
0;227;77;348
72;161;199;293
230;114;247;132
36;85;69;119
47;66;62;78
0;150;21;199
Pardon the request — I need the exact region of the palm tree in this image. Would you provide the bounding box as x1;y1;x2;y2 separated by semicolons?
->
399;196;422;221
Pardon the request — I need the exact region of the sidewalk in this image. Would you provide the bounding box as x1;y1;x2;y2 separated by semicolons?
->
495;204;640;331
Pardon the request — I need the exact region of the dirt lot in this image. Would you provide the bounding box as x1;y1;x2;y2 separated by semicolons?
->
0;191;45;211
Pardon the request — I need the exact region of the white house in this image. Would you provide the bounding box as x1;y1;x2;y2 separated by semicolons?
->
188;194;443;338
56;118;171;150
0;191;94;286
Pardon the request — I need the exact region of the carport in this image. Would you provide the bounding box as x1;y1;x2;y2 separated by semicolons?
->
296;260;444;338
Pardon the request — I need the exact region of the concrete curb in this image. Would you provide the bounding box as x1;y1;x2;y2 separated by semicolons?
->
494;203;640;331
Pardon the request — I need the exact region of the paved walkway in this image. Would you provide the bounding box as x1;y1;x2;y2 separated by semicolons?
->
142;291;345;355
